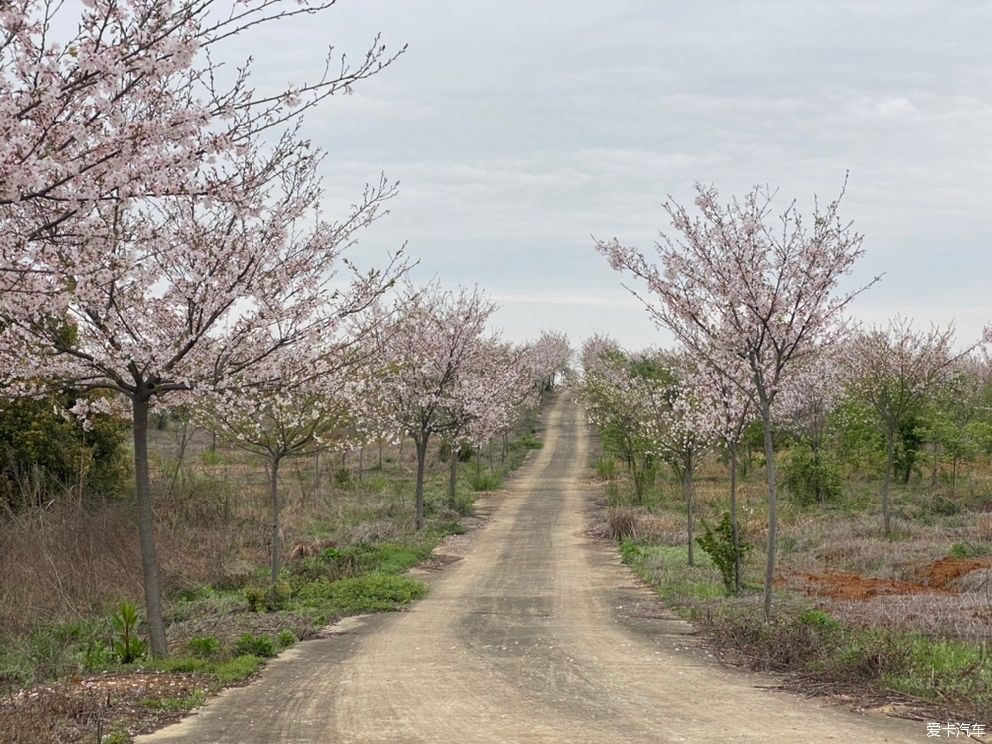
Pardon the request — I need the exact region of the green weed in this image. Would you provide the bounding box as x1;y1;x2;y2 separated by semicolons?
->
295;574;426;613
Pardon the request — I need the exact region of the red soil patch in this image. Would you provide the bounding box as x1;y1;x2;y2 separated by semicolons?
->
777;572;952;601
914;556;992;589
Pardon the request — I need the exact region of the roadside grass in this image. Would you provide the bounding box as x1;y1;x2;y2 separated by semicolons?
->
601;449;992;723
619;536;992;720
0;404;544;743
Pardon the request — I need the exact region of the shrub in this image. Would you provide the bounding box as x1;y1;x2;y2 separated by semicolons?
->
606;506;639;540
187;636;221;658
111;601;146;664
244;586;265;612
799;609;842;632
595;457;619;480
782;443;841;506
235;633;276;658
696;512;752;595
469;471;501;492
0;393;129;509
244;581;292;612
276;630;297;648
81;640;115;672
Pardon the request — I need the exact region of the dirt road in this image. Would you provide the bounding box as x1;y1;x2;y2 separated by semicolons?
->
141;395;920;743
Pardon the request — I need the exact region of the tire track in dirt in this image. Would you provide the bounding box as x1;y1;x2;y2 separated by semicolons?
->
140;395;919;743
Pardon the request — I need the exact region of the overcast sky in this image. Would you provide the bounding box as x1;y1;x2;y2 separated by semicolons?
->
248;0;992;349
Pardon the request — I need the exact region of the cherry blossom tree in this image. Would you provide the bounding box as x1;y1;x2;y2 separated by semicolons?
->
0;143;401;656
0;0;404;656
0;0;402;247
192;337;392;584
375;285;497;531
596;180;876;619
440;341;534;507
580;344;658;501
924;352;992;496
843;318;958;535
529;330;573;392
638;353;710;566
776;352;846;505
687;356;755;591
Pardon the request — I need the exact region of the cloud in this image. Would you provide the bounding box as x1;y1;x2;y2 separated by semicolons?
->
239;1;992;351
491;292;642;310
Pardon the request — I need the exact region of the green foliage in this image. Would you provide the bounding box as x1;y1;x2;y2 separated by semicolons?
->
276;630;296;648
235;633;276;658
920;493;962;518
295;574;426;613
294;542;432;582
893;413;924;484
142;688;207;711
832;397;886;473
436;520;466;536
798;609;842;632
81;640;115;672
595;457;619;480
948;541;991;559
781;443;841;506
0;393;129;508
244;581;292;612
111;601;146;664
695;512;752;594
518;433;543;450
468;470;501;491
187;636;221;659
618;539;723;603
212;655;263;683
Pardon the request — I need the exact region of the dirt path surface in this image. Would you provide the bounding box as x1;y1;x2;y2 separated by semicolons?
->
141;396;921;743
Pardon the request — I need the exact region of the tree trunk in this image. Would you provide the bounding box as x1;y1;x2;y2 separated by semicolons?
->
729;442;742;594
313;451;321;496
269;454;283;583
930;442;939;490
882;426;895;537
760;401;778;621
414;434;428;531
501;432;508;464
813;443;823;506
684;462;694;567
132;393;168;658
487;440;494;470
447;445;458;509
631;456;642;504
358;447;364;482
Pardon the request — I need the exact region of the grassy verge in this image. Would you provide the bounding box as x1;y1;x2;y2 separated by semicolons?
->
619;534;992;722
0;405;545;743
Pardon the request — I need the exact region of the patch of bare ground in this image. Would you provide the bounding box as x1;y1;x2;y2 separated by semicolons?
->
0;673;212;744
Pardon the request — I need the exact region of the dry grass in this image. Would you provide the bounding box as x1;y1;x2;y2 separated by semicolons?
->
0;422;478;662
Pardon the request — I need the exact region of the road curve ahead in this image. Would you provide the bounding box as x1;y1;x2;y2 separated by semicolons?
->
141;394;918;743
